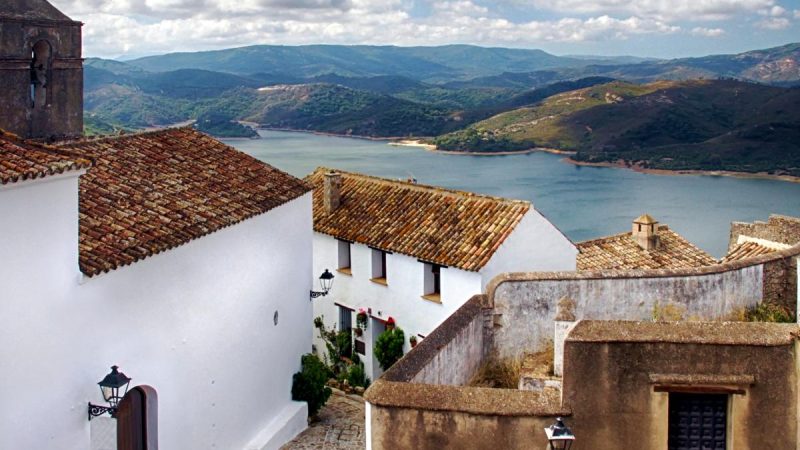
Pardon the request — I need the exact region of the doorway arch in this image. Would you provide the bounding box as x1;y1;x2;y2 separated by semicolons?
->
117;385;158;450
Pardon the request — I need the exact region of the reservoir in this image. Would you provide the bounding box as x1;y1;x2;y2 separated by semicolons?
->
226;130;800;258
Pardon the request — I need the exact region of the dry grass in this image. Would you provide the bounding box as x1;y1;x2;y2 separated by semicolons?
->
468;356;523;389
468;342;555;389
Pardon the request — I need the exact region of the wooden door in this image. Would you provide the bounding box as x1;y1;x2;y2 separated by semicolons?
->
117;386;158;450
668;393;727;450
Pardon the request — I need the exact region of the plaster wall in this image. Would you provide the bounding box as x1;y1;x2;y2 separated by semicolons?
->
481;209;577;290
410;309;486;386
312;235;482;379
492;266;764;359
563;339;798;449
368;406;554;450
0;181;313;450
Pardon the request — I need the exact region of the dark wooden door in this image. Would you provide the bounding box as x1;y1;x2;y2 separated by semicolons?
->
117;386;158;450
668;393;728;450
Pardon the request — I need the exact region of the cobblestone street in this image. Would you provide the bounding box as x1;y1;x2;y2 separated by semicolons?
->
282;390;366;450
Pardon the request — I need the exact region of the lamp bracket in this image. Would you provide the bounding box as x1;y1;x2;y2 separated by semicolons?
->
88;402;118;421
310;290;329;300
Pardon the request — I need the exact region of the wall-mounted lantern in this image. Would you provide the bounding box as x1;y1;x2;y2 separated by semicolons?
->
88;365;131;420
310;269;335;299
544;417;575;450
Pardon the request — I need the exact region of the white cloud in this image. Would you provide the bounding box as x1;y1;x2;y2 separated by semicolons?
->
522;0;776;21
690;26;725;36
794;9;800;19
756;17;790;29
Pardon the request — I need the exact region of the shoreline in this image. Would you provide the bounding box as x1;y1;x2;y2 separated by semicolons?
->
258;127;423;142
564;158;800;184
428;146;577;157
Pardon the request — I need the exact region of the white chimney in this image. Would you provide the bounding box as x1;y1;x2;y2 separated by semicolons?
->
323;171;342;214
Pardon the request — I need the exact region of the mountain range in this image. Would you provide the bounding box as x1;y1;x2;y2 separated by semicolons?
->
83;43;800;175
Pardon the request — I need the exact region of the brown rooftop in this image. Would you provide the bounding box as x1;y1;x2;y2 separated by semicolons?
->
306;168;530;272
58;127;310;276
0;0;77;23
721;241;778;263
568;320;799;346
0;130;91;185
577;224;716;271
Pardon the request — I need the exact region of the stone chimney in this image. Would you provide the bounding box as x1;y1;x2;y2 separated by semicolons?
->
323;171;342;214
632;214;660;251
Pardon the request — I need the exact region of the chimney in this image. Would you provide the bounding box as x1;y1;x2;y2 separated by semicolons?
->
323;171;342;214
632;214;660;251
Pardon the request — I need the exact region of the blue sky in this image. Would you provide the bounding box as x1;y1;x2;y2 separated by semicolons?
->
56;0;800;59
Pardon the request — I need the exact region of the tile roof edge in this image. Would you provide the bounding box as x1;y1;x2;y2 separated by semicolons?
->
0;129;93;177
307;166;532;207
56;125;195;146
80;190;312;278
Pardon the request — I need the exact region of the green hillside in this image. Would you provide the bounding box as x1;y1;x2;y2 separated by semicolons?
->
434;79;800;175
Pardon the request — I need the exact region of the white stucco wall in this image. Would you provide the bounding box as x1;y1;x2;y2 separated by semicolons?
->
0;176;312;450
480;209;577;289
312;235;482;379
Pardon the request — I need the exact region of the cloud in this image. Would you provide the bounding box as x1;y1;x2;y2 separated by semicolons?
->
756;17;790;29
522;0;776;21
690;26;725;37
794;9;800;19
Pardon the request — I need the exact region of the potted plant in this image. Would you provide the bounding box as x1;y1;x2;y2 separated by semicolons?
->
409;335;418;348
356;309;368;331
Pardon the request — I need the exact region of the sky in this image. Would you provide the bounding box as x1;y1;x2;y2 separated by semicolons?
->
56;0;800;59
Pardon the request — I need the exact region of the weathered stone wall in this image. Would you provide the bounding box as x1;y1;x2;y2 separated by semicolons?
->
729;214;800;250
369;405;556;450
764;256;798;312
489;265;765;359
563;327;799;449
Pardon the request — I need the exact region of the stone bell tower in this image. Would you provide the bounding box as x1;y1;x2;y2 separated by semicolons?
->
0;0;83;139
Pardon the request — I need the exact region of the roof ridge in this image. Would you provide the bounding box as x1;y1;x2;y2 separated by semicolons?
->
58;125;196;146
0;128;92;166
311;167;531;206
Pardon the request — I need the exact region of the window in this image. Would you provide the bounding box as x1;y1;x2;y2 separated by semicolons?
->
371;249;387;284
337;240;351;273
30;40;51;108
422;263;442;302
668;393;727;450
338;306;352;332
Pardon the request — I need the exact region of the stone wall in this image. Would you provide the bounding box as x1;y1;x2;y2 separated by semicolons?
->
487;245;800;359
563;322;799;449
729;214;800;250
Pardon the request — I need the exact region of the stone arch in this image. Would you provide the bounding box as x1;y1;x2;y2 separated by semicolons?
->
117;385;159;450
30;40;52;108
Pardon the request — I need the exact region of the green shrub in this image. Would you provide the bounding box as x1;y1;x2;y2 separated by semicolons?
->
374;327;405;370
745;303;794;323
346;362;371;389
291;354;333;418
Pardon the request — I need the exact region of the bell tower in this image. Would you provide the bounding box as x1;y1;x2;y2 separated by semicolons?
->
0;0;83;140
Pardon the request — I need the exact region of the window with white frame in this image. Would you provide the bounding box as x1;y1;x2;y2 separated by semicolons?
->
423;263;441;297
337;239;351;272
371;248;387;282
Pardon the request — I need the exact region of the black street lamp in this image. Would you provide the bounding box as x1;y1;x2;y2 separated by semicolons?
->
310;269;335;299
88;365;131;420
544;417;575;450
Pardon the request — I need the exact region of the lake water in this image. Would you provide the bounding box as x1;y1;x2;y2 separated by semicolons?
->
225;130;800;258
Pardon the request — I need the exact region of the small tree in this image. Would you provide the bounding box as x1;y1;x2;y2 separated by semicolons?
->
291;354;332;418
314;316;353;377
374;327;405;370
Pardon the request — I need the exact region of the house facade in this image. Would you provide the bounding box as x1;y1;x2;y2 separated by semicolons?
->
307;168;577;380
0;128;313;449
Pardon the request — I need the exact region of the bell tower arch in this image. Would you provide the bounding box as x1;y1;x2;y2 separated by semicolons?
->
0;0;83;140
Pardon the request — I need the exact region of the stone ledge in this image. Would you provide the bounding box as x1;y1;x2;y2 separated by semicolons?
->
378;294;489;383
365;381;569;417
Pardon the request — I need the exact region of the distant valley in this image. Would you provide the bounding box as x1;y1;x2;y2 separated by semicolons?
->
84;43;800;176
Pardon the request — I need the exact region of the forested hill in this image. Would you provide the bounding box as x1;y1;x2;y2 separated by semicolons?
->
433;79;800;176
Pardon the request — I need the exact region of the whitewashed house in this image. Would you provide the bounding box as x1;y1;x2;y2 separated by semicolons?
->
307;169;577;380
0;127;314;450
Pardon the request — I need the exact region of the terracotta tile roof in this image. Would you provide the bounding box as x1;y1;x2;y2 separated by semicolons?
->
576;225;717;271
58;127;310;277
0;131;91;185
306;168;531;272
721;241;778;263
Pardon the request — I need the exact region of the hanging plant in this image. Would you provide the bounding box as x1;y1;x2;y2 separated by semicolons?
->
410;335;418;348
356;309;368;330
